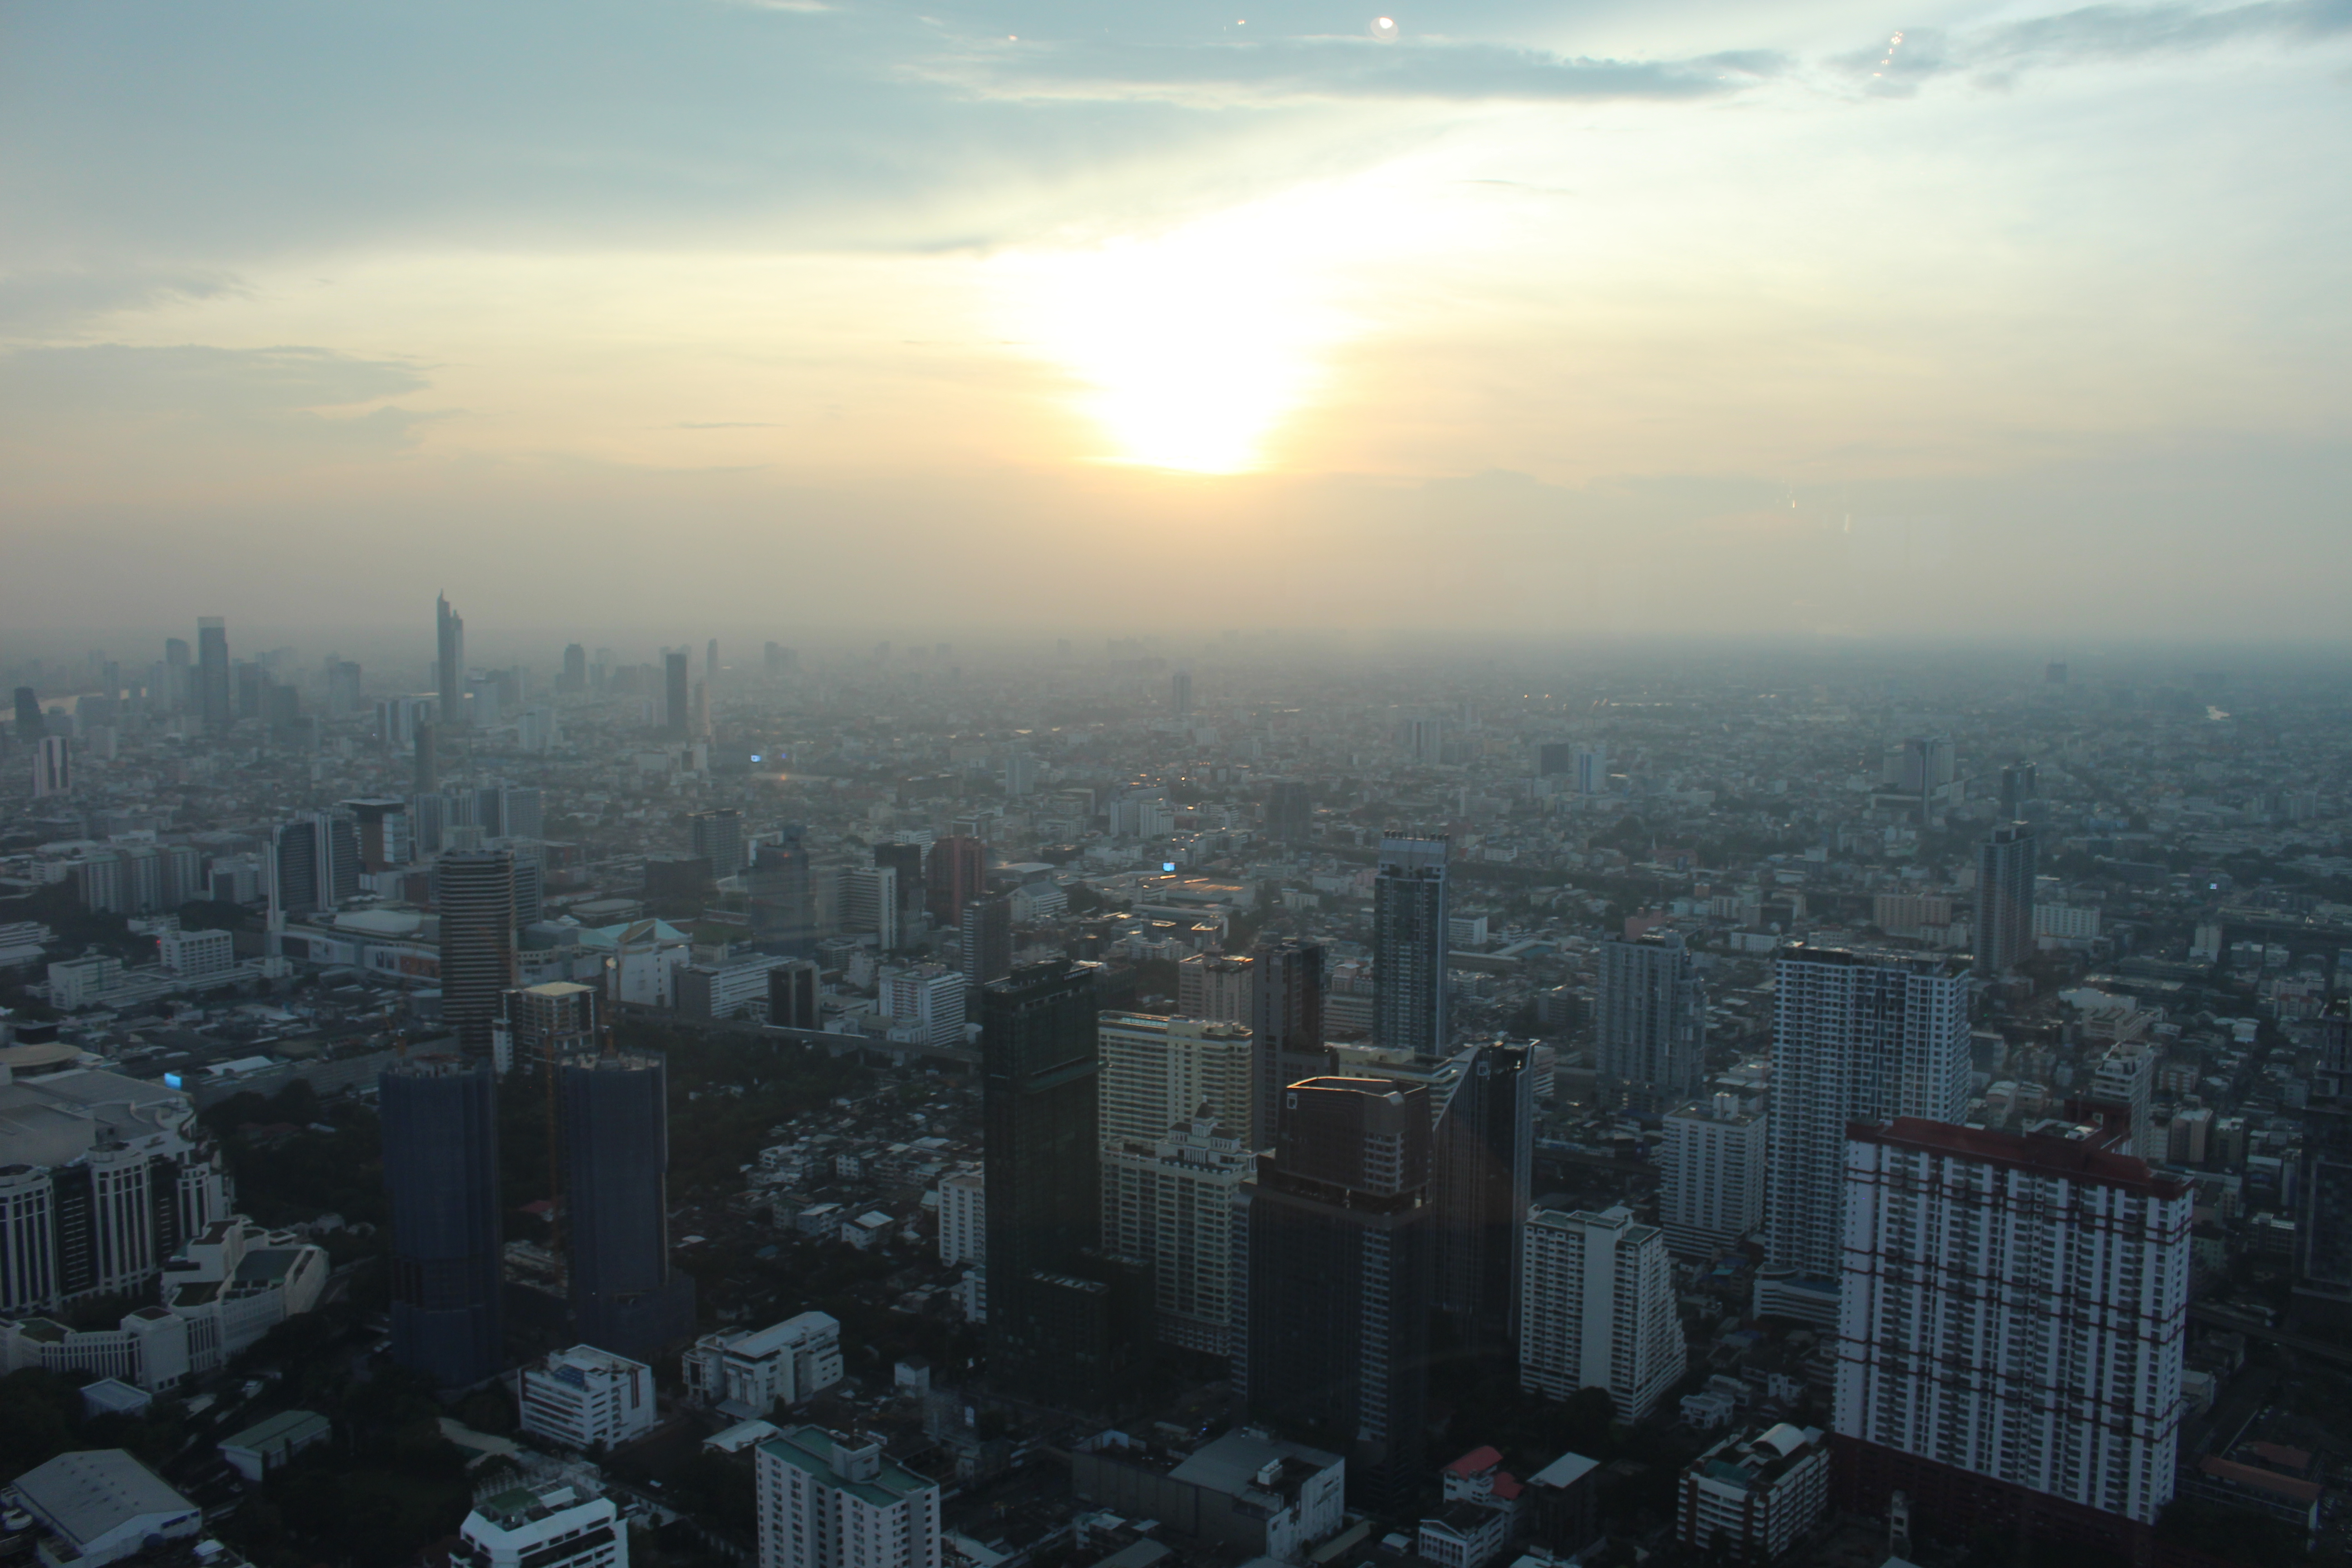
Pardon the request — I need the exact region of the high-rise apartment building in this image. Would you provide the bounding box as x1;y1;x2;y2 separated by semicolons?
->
843;865;900;950
380;1052;503;1386
196;617;231;733
1975;823;2037;975
1176;951;1253;1023
271;810;360;920
1519;1203;1685;1421
30;735;70;798
937;1169;985;1268
1244;1077;1436;1510
872;842;927;926
1101;1112;1250;1354
438;850;518;1057
1660;1096;1767;1256
1759;947;1969;1325
982;960;1113;1405
505;982;599;1073
1265;780;1311;844
1432;1043;1533;1352
1250;936;1329;1145
2087;1041;2156;1159
749;832;821;950
691;809;747;880
663;651;691;740
1373;835;1449;1055
435;596;466;731
1998;761;2038;818
882;964;966;1052
959;896;1013;987
755;1427;941;1568
1098;1012;1255;1147
1573;745;1608;796
1593;934;1705;1111
2295;1001;2352;1329
1835;1117;2190;1536
561;1044;696;1358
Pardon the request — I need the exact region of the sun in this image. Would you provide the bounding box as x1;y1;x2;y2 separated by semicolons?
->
993;190;1373;474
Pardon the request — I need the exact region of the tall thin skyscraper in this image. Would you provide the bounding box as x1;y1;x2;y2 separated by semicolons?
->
1171;670;1192;716
1432;1042;1533;1352
436;594;467;731
1243;1076;1436;1510
196;616;231;733
562;1041;697;1358
414;721;438;793
1998;760;2038;818
981;959;1111;1406
380;1051;503;1386
439;850;517;1056
12;687;42;742
926;835;985;926
2295;1001;2352;1329
960;896;1014;987
1250;936;1328;1144
691;808;748;880
1758;947;1969;1325
1373;834;1449;1055
561;643;587;693
1264;780;1311;845
1594;934;1706;1111
664;651;691;740
1975;823;2037;976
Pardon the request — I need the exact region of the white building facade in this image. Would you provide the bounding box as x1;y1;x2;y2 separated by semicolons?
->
1660;1096;1766;1257
461;1481;627;1568
685;1311;846;1415
756;1426;942;1568
1834;1118;2191;1526
935;1170;983;1268
1099;1113;1251;1353
1097;1013;1255;1148
518;1344;659;1450
1519;1204;1686;1421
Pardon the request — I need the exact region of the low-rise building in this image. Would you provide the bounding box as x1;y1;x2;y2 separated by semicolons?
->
461;1480;627;1568
1071;1429;1345;1563
5;1449;201;1568
219;1410;331;1481
1675;1423;1830;1563
683;1312;845;1416
517;1344;658;1450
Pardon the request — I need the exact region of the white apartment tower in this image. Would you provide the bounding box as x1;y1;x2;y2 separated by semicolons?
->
1100;1112;1251;1354
1760;948;1969;1324
1519;1204;1686;1421
2089;1042;2157;1160
935;1170;984;1268
1594;935;1706;1112
756;1426;942;1568
1835;1117;2190;1527
1660;1096;1767;1257
1097;1012;1256;1148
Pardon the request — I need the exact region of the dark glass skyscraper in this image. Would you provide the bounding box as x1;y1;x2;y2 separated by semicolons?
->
1433;1043;1533;1352
1244;1076;1436;1510
438;849;516;1056
561;1044;696;1357
1372;834;1449;1055
1265;780;1311;844
1594;934;1705;1111
961;896;1014;987
436;593;466;730
381;1052;503;1387
13;687;43;742
1975;822;2038;975
1250;936;1329;1144
2295;1001;2352;1329
982;959;1112;1405
196;616;231;733
927;834;986;926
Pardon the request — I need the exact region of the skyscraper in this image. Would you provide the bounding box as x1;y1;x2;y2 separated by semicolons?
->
2295;1001;2352;1329
561;1041;697;1358
960;896;1013;988
1998;760;2038;818
1174;951;1252;1023
768;960;822;1031
1975;823;2037;976
436;594;466;731
1096;1012;1255;1147
381;1051;504;1386
561;643;587;693
1835;1117;2190;1537
414;720;438;793
872;841;926;926
439;850;518;1057
1593;933;1705;1111
1519;1203;1685;1421
1243;1077;1436;1510
924;835;985;927
1100;1111;1250;1354
1264;780;1311;844
1249;936;1329;1146
691;809;747;880
1758;947;1970;1325
12;686;42;742
1171;670;1192;716
663;651;691;740
29;735;70;799
163;638;190;710
1660;1095;1767;1256
1432;1042;1533;1352
981;959;1112;1406
1572;744;1608;796
196;616;231;733
505;981;600;1073
271;810;360;920
1372;834;1449;1055
748;830;820;950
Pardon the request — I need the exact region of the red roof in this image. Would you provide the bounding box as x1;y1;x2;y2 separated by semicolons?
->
2199;1456;2322;1504
1445;1446;1504;1478
1491;1474;1523;1501
1852;1117;2189;1200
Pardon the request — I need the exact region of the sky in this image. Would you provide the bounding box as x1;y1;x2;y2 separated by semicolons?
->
2;0;2348;654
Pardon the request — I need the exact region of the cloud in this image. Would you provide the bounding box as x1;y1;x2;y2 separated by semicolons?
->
1838;0;2352;87
0;270;242;337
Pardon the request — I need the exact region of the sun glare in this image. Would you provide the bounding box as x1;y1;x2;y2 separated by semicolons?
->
994;190;1380;474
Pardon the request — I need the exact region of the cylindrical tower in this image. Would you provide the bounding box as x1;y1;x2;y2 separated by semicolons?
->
437;849;515;1055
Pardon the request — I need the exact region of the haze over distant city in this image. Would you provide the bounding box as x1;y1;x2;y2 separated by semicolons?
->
3;0;2348;642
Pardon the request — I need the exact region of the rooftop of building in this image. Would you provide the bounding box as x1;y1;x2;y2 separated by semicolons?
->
1691;1424;1825;1493
219;1410;330;1453
9;1448;196;1545
1525;1453;1599;1491
469;1480;608;1534
698;1309;838;1358
1854;1116;2190;1199
757;1426;933;1509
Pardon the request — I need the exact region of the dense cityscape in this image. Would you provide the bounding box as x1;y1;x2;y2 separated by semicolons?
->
0;613;2346;1568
